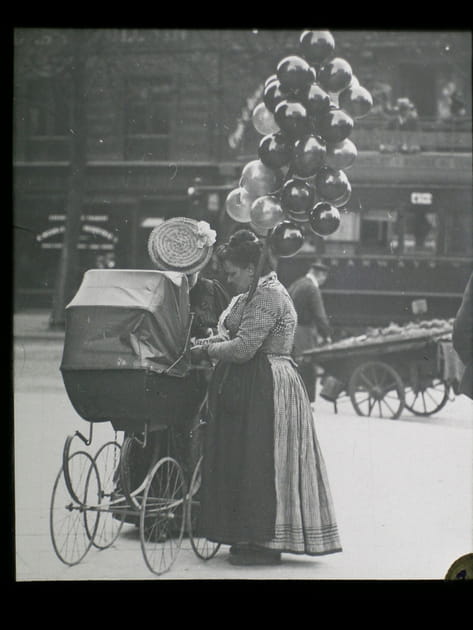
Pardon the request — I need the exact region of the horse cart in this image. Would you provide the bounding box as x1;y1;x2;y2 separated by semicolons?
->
304;321;458;420
49;269;220;576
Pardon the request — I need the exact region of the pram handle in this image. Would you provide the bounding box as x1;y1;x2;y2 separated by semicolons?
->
164;313;195;376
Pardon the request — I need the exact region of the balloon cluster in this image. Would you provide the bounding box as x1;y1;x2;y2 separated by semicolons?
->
224;29;373;257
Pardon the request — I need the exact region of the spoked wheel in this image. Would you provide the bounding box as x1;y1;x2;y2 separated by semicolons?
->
187;456;220;560
62;432;88;504
348;361;405;419
139;457;187;576
90;441;124;549
404;378;450;416
50;451;100;566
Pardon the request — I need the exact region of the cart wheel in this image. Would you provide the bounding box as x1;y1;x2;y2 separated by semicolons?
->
139;457;187;576
90;441;124;549
50;451;100;566
348;361;405;419
404;378;450;416
187;456;220;560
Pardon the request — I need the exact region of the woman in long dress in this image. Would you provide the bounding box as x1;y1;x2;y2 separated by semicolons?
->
191;229;342;566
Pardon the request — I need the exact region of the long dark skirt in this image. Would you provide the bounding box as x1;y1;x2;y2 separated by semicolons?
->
201;354;277;545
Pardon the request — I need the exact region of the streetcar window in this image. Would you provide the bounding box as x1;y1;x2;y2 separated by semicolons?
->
402;209;437;254
360;209;399;253
444;211;473;256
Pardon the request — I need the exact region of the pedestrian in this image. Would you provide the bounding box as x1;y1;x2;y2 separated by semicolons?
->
288;261;332;403
452;271;473;399
387;97;419;132
191;229;342;566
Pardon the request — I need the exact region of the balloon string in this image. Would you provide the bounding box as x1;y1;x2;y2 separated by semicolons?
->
247;236;270;303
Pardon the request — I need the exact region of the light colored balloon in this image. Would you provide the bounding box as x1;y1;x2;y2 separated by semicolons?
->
225;187;253;223
250;195;284;231
252;102;280;135
240;159;283;198
339;83;373;119
325;138;358;171
250;221;270;236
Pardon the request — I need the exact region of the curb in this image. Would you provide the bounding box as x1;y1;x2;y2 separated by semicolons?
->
14;334;65;343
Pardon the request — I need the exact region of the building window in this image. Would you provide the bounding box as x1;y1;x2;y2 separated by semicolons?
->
26;77;72;160
444;210;473;257
125;78;173;160
27;77;71;136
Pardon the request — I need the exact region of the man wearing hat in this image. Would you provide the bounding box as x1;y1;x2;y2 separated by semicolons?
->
288;261;332;403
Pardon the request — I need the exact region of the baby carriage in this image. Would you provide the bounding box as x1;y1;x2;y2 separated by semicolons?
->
50;269;220;575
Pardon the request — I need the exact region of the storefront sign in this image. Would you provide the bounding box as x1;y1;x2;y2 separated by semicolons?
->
36;214;118;250
411;192;433;205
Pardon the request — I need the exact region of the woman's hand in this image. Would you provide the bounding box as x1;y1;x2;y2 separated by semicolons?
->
190;345;209;364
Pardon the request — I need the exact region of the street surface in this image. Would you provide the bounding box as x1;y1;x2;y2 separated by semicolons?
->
13;337;473;581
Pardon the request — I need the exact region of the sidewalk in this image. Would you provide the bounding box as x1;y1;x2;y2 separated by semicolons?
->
13;310;65;342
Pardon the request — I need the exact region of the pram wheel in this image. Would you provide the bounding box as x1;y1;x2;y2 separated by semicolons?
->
119;435;146;513
91;441;125;549
187;456;221;560
139;457;187;576
62;433;88;505
50;450;100;566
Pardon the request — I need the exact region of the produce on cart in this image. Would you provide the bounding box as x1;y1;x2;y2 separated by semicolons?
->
303;318;460;419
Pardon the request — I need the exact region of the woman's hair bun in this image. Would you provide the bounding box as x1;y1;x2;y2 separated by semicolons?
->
219;228;267;269
228;229;260;248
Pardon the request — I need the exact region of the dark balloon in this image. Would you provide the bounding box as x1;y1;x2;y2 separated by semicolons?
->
291;134;327;178
315;167;350;201
317;108;354;143
325;138;357;170
308;202;341;236
269;220;305;257
332;185;352;208
287;209;310;223
280;178;315;213
258;132;293;169
277;55;313;94
304;82;331;118
299;30;335;65
318;57;353;94
339;83;373;119
264;74;278;88
263;79;286;113
274;100;310;139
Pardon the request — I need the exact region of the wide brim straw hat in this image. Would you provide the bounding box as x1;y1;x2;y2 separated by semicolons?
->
148;217;215;275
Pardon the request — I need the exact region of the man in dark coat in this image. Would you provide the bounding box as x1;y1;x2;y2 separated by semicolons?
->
453;272;473;399
288;262;332;402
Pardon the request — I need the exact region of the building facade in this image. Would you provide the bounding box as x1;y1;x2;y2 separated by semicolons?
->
13;28;472;327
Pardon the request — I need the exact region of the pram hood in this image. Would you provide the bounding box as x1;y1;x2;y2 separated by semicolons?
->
61;269;192;377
